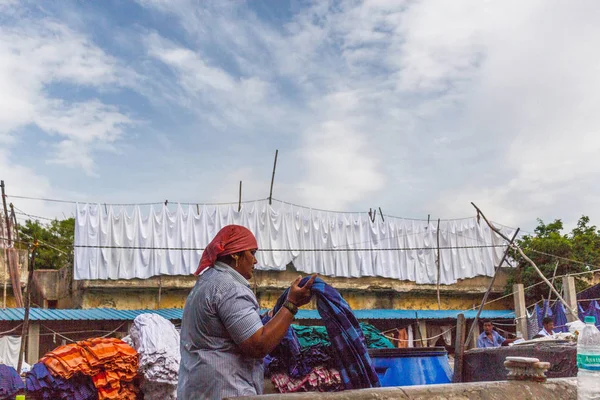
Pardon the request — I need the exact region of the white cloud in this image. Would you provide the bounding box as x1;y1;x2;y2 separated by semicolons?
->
0;11;135;174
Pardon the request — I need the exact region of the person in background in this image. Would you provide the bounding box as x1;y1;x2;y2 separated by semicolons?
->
477;319;517;348
537;317;556;337
178;225;317;399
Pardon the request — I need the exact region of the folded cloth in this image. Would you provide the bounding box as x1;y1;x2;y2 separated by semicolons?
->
26;362;97;400
292;323;393;349
271;366;342;393
265;344;334;378
272;277;380;390
40;338;138;400
0;363;24;400
128;313;180;400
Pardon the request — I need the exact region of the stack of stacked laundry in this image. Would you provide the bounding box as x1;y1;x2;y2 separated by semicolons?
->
128;313;180;400
40;337;138;399
26;363;97;400
0;364;24;400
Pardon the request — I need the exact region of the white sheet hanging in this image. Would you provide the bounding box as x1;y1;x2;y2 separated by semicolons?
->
0;336;20;369
74;200;517;282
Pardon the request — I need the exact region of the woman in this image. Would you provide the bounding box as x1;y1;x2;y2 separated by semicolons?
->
178;225;316;399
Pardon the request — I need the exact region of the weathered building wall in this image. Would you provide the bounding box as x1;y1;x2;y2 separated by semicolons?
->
68;265;513;311
0;248;28;308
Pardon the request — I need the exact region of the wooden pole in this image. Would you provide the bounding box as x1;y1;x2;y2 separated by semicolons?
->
563;275;578;322
453;313;466;383
545;261;560;317
17;240;37;372
471;202;574;316
268;150;278;205
464;228;520;348
513;283;528;339
238;181;243;212
157;275;162;309
2;181;12;310
436;218;441;310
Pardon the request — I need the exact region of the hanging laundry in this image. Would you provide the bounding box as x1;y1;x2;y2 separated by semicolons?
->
360;323;394;349
396;329;408;349
526;308;539;340
579;304;587;321
128;313;179;400
586;301;600;328
25;362;97;400
0;364;24;400
272;277;380;390
40;338;138;400
271;366;342;393
426;325;453;347
407;325;414;348
0;336;20;370
552;302;569;333
75;201;518;284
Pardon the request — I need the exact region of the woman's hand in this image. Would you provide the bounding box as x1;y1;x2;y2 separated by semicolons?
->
286;274;317;307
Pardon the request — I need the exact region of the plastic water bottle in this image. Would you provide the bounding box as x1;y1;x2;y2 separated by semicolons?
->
577;316;600;399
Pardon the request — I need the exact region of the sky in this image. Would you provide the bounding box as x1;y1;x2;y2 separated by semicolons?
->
1;0;600;232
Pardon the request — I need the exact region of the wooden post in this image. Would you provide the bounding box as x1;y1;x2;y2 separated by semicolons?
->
453;313;466;383
563;275;578;322
418;320;427;348
157;276;162;309
436;218;441;310
1;181;12;310
238;181;243;212
26;322;40;365
17;241;37;372
268;150;278;205
513;283;528;339
468;320;480;350
464;228;520;348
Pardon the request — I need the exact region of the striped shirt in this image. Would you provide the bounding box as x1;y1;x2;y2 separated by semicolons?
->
178;262;264;399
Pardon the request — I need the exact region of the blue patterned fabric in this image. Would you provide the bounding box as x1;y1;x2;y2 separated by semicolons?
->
25;363;97;400
551;302;569;333
0;364;24;400
584;301;600;327
272;277;380;390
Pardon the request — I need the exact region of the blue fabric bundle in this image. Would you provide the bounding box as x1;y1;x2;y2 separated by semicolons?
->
271;277;380;390
0;364;24;400
25;363;97;400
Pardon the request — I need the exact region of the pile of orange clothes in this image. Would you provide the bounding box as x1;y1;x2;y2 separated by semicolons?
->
40;338;138;400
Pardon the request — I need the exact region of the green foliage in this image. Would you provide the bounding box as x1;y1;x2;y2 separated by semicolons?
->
15;218;74;270
507;216;600;303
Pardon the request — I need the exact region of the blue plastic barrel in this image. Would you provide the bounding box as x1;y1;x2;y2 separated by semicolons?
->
368;347;453;387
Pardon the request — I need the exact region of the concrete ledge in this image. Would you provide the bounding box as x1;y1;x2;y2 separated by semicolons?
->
230;378;577;400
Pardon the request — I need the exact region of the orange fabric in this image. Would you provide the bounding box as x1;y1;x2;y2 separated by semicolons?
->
41;337;139;400
194;225;258;275
396;329;408;349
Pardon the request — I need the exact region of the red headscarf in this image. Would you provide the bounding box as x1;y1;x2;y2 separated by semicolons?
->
195;225;258;275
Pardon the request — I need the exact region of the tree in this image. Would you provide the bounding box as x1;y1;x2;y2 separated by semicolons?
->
506;216;599;303
15;218;74;270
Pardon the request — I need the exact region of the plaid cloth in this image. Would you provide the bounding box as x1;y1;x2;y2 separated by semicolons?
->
273;277;380;390
0;364;24;399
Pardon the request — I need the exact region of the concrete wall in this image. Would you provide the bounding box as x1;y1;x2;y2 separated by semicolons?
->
230;378;577;400
73;267;512;311
38;264;513;311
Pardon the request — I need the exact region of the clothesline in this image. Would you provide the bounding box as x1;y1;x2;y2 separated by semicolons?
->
39;323;126;343
382;325;455;343
0;324;22;336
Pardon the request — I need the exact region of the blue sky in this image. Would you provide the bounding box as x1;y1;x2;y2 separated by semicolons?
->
2;0;600;231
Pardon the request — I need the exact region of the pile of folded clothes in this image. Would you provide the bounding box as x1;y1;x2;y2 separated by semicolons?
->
26;363;97;400
39;337;138;400
0;364;24;400
127;313;179;400
271;366;342;393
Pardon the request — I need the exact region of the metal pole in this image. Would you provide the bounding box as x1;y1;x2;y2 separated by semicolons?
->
268;150;278;205
464;228;520;348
